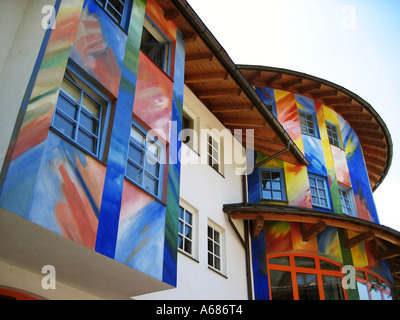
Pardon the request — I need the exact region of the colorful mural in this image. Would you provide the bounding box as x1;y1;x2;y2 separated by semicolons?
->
250;86;390;299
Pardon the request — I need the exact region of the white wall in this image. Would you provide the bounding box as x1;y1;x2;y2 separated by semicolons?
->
134;85;248;300
0;0;54;170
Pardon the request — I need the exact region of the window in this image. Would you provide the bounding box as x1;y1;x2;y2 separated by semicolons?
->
182;112;194;148
208;223;224;274
259;169;286;201
267;254;346;300
309;174;331;209
356;268;393;300
141;16;170;74
298;110;317;137
51;67;110;158
125;122;164;198
178;205;194;257
339;186;355;216
207;133;220;173
326;121;341;148
96;0;132;30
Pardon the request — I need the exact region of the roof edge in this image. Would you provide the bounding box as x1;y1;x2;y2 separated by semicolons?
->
237;64;393;191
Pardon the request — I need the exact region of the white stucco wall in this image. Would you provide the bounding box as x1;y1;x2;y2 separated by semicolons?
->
134;85;249;300
0;0;54;170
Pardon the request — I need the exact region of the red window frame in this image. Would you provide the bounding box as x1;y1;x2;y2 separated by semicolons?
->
267;253;348;300
356;267;393;300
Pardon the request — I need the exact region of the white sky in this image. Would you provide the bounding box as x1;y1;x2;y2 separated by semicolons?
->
187;0;400;231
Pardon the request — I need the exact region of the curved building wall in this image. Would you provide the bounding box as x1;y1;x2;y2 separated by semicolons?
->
249;87;392;300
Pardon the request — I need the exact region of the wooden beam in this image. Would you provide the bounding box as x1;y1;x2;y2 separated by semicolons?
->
300;221;326;242
185;72;228;84
247;70;261;84
185;53;213;63
312;89;338;99
164;9;179;21
282;77;303;89
344;231;375;249
197;88;241;99
223;118;266;128
297;82;321;94
252;216;264;238
376;248;400;261
209;104;253;113
321;96;352;105
228;211;400;247
182;32;197;43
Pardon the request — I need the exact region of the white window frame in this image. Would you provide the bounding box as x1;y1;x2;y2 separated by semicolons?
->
178;199;198;260
207;219;226;275
181;104;199;153
309;174;332;210
338;185;355;216
207;130;222;174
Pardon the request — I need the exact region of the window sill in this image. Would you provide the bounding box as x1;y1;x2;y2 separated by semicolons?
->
178;249;199;263
208;266;228;279
124;176;166;206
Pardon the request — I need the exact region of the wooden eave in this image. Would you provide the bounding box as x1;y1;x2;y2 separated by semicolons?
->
223;203;400;287
238;65;393;191
155;0;309;166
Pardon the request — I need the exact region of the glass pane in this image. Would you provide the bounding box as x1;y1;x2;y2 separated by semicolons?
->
273;191;282;200
269;256;290;266
208;252;213;266
270;270;293;300
214;257;221;270
317;179;324;189
53;112;75;138
184;238;192;254
208;226;213;239
126;162;142;184
185;211;192;225
214;243;220;256
131;126;145;146
320;260;340;271
184;224;192;239
61;78;81;102
141;42;166;70
263;190;272;199
177;234;183;249
297;273;319;300
82;93;100;118
323;275;345;300
146;155;160;177
214;230;220;243
178;220;183;234
295;256;315;268
143;174;158;195
128;143;144;165
272;181;281;190
370;287;383;300
208;239;213;252
80;111;98;134
77;129;96;154
147;141;160;159
57;94;77;119
357;281;370;300
179;206;184;219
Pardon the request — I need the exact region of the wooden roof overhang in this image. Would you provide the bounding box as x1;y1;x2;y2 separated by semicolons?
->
156;0;309;166
223;203;400;287
238;65;393;191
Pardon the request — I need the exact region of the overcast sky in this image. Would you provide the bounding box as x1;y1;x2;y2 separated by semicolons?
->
187;0;400;231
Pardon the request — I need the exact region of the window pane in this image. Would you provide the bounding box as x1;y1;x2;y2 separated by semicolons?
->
57;94;77;119
269;256;290;266
77;129;97;153
185;210;192;225
273;191;283;200
143;174;158;195
126;162;142;184
184;224;192;239
130;126;145;146
320;260;340;271
357;282;370;300
82;93;100;118
177;234;183;249
184;238;192;254
214;257;221;270
128;143;144;165
80;111;99;134
295;256;315;268
53;112;75;138
263;190;272;199
297;273;319;300
146;155;160;177
61;78;81;102
323;275;345;300
214;230;220;243
270;270;293;300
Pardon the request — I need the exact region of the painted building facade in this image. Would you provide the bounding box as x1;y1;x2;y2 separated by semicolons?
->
0;0;398;300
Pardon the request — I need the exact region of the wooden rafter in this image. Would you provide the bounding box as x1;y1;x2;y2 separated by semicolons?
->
376;248;400;261
344;231;375;249
185;71;228;83
252;216;264;238
300;221;326;242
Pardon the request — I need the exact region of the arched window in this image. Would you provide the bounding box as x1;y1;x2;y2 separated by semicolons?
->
356;268;393;300
267;253;347;300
